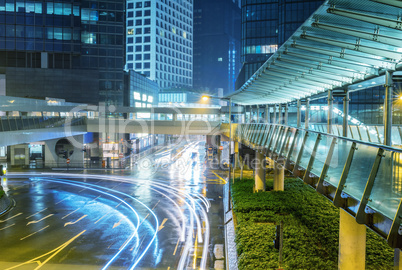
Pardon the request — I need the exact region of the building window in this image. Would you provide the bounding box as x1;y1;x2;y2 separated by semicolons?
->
127;28;134;35
134;92;141;100
135;2;142;8
136;63;142;69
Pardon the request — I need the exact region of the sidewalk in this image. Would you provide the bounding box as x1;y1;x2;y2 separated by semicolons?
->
224;180;238;270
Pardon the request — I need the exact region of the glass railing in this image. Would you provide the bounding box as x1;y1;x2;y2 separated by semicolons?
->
234;123;402;248
310;124;402;147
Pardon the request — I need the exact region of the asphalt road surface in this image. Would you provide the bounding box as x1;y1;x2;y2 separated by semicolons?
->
0;140;228;270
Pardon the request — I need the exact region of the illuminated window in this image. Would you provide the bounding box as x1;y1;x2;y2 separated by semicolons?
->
135;102;142;108
127;28;134;35
218;58;223;62
134;92;141;100
147;104;152;108
148;96;153;103
142;94;147;101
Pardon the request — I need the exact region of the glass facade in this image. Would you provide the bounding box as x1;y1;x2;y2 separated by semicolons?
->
0;0;125;106
126;0;193;90
237;0;324;89
126;70;159;109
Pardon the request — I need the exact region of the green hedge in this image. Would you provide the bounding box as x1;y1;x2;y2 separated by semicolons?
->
232;178;394;270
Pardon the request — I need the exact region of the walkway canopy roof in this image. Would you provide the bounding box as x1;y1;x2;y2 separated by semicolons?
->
229;0;402;105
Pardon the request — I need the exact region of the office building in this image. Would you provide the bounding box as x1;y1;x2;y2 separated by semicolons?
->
193;0;241;95
0;0;125;106
236;0;324;89
126;0;193;90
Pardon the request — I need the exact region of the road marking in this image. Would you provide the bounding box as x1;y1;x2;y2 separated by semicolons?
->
0;212;22;223
115;201;123;208
173;238;181;256
152;200;161;210
89;195;101;203
113;217;126;229
158;218;168;231
26;208;48;219
94;212;109;224
27;214;54;226
20;225;49;241
0;223;15;231
8;230;86;269
211;171;227;184
64;215;87;227
61;208;80;219
55;196;72;205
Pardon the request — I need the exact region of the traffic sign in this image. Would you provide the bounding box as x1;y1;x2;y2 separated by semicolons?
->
66;158;70;164
119;153;124;158
219;146;223;150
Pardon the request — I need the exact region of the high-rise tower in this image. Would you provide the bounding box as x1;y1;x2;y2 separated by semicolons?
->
126;0;193;90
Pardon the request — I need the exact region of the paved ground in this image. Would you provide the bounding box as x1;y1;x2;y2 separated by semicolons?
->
0;140;229;269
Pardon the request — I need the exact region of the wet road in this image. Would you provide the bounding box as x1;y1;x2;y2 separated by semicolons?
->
0;140;227;269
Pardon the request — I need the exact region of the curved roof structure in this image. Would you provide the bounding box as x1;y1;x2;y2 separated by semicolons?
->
229;0;402;105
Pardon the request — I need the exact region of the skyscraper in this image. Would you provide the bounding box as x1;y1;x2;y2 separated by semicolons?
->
193;0;241;96
236;0;324;90
0;0;126;106
125;0;193;90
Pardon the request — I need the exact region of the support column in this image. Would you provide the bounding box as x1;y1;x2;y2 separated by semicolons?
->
273;162;284;191
338;209;366;270
385;70;393;146
297;100;301;128
273;105;277;124
256;106;260;123
284;103;288;126
265;104;270;123
278;104;283;124
234;141;239;170
328;90;333;134
255;151;265;192
343;90;350;137
305;99;310;130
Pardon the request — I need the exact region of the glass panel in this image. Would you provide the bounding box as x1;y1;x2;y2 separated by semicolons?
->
264;125;276;147
260;125;272;146
366;126;380;143
290;130;306;162
257;125;267;145
391;126;401;146
282;128;296;158
351;126;361;140
324;140;352;187
368;151;402;220
269;126;281;151
359;126;369;142
299;132;319;169
275;127;288;154
310;136;333;177
342;144;379;201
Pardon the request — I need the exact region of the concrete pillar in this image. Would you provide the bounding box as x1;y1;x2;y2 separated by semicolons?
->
384;70;393;146
273;162;284;191
278;104;283;124
343;91;349;137
284;104;288;126
265;105;270;123
394;250;402;269
44;136;84;167
255;151;265;192
305;99;310;130
297;100;302;128
273;105;277;124
338;209;366;270
328;90;333;134
234;141;239;169
173;113;177;121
